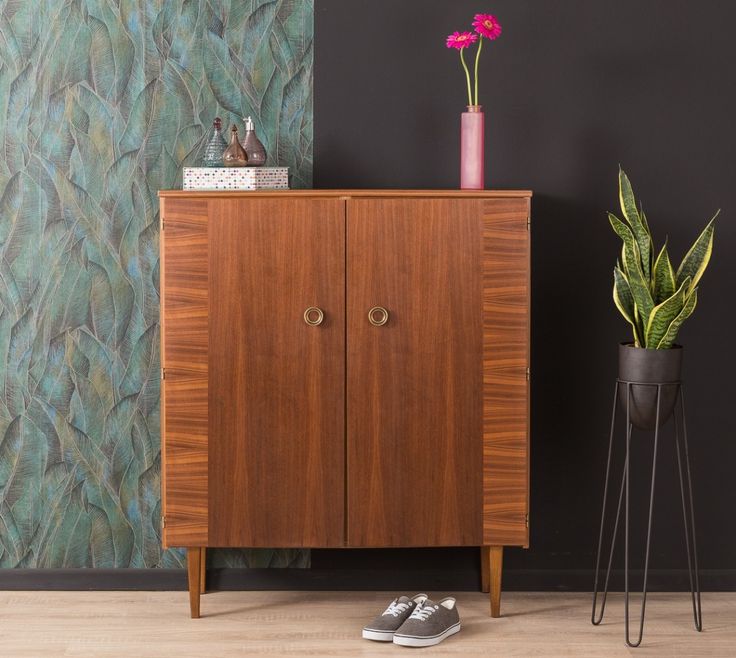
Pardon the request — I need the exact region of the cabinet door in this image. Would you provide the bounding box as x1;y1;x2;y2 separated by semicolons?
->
208;198;345;548
347;198;484;547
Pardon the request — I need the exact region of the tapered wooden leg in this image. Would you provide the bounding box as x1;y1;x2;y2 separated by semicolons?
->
480;546;490;593
199;547;206;593
489;546;503;618
187;547;202;619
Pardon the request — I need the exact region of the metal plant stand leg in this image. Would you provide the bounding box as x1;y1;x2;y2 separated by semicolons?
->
591;380;702;647
674;386;703;632
624;383;661;648
592;383;628;625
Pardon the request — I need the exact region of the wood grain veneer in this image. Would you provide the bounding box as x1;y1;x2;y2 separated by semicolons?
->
207;199;345;548
161;198;209;548
482;198;531;547
346;198;483;547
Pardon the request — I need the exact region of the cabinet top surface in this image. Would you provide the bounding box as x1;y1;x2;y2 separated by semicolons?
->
158;189;532;199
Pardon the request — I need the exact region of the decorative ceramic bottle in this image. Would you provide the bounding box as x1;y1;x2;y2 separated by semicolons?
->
242;116;267;166
460;105;485;189
222;125;248;167
200;117;228;167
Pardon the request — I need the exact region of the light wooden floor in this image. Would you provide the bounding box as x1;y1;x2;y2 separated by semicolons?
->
0;591;732;657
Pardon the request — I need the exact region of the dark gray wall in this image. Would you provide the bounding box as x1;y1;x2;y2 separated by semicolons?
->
314;0;736;585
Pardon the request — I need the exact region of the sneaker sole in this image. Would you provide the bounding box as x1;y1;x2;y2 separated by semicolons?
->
393;622;461;647
362;629;395;642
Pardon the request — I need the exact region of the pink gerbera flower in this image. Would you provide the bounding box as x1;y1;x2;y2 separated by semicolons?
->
473;14;502;40
446;31;478;50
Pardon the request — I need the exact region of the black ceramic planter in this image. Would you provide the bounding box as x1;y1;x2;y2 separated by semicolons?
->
618;343;683;430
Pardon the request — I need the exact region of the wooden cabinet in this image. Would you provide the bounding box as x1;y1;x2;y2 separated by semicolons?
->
159;190;531;619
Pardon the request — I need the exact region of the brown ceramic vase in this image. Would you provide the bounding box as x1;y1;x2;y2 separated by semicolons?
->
223;125;248;167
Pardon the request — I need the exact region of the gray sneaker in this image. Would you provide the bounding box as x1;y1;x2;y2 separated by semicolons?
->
393;597;461;647
362;594;428;641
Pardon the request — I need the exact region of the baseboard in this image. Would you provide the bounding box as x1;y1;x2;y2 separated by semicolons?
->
498;569;736;592
1;568;734;591
0;569;186;590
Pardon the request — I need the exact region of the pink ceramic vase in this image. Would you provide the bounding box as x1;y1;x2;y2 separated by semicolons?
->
460;105;485;189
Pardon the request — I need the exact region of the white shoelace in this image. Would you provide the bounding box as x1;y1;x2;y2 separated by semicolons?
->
408;603;437;622
382;600;411;617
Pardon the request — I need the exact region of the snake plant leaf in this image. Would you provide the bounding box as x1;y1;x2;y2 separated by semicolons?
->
613;267;641;346
645;276;690;348
651;239;676;303
609;212;637;261
619;168;652;279
609;213;654;325
627;262;655;331
676;213;718;293
657;288;698;349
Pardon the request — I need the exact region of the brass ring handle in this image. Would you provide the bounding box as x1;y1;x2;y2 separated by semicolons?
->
368;306;389;327
304;307;324;326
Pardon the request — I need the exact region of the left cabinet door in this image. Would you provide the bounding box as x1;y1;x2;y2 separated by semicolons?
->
207;198;346;548
162;196;346;549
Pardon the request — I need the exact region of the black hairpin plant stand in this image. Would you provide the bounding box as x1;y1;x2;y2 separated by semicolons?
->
591;379;702;648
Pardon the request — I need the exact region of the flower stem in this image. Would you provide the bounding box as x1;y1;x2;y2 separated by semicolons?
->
473;37;483;105
460;48;472;106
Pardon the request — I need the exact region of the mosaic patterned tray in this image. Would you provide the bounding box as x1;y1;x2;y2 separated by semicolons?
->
183;167;289;190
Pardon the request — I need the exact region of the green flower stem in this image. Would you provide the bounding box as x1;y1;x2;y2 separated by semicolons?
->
460;48;472;106
473;36;483;105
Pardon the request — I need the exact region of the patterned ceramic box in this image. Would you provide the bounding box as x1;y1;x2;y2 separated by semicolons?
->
183;167;289;191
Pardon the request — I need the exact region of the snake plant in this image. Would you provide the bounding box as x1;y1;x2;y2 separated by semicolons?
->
610;168;718;349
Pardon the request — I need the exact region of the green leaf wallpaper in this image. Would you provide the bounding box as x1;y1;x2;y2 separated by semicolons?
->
0;0;312;569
